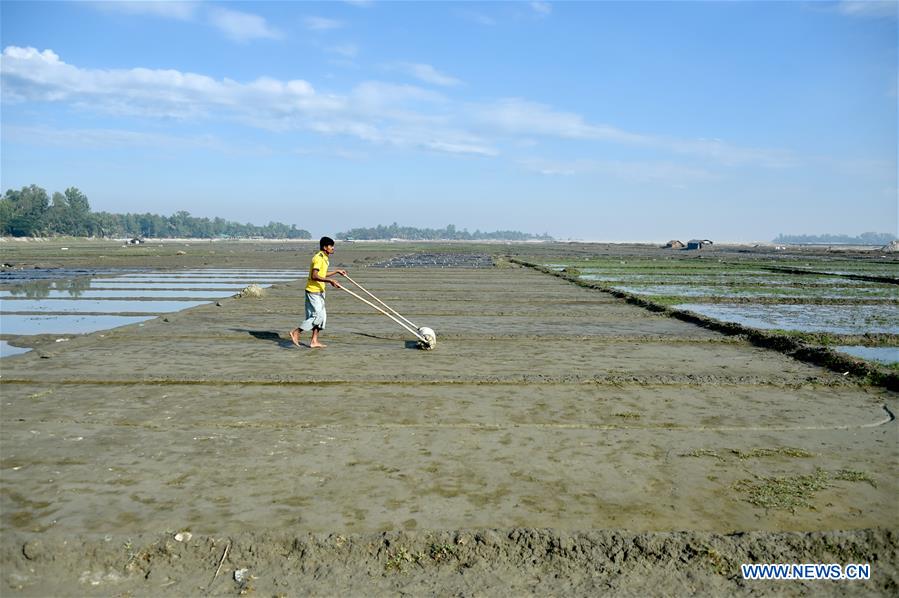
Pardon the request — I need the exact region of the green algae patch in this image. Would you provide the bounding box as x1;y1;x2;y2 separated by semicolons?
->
681;449;727;461
733;467;877;511
680;447;814;462
733;469;831;511
731;447;814;460
831;469;878;487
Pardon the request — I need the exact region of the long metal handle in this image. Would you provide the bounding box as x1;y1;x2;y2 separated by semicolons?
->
339;286;427;342
343;274;419;330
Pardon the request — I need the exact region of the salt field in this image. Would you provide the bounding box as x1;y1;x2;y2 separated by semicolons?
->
612;284;897;300
89;281;270;288
548;257;898;370
1;299;211;314
0;290;236;299
0;314;157;336
0;269;306;354
673;303;899;334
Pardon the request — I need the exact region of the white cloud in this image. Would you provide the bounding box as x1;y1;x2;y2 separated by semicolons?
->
0;46;489;157
88;1;199;21
388;63;462;87
475;98;795;167
353;80;443;102
0;45;315;120
304;16;345;31
86;2;284;43
530;2;552;17
425;140;496;156
520;158;716;183
836;1;897;18
294;146;368;160
0;46;795;165
475;99;645;143
1;124;250;153
342;0;374;7
207;7;282;42
459;9;496;26
327;44;359;58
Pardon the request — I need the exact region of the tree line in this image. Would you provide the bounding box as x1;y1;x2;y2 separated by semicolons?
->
338;222;553;241
773;232;896;245
0;184;311;239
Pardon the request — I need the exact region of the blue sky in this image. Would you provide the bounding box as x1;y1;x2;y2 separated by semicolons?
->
1;0;896;241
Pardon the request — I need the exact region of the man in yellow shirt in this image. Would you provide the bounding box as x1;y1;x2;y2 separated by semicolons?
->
289;236;346;349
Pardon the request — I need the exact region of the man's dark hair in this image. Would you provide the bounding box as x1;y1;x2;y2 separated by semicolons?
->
320;236;335;249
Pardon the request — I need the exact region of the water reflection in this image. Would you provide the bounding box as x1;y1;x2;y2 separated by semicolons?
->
0;289;235;299
612;284;897;300
90;282;264;289
1;314;155;335
0;340;31;358
109;277;290;283
0;268;303;345
119;274;301;280
178;270;306;275
834;346;899;365
675;303;899;335
1;277;93;299
0;299;208;314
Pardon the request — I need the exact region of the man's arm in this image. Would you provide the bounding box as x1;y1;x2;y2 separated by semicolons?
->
311;268;345;288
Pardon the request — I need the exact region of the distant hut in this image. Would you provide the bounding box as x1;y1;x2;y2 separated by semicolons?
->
127;237;144;245
664;240;685;249
686;239;713;250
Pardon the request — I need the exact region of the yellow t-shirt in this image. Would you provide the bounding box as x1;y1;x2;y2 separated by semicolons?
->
305;250;330;293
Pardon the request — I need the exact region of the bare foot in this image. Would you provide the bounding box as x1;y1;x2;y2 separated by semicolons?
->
289;328;302;348
309;342;327;349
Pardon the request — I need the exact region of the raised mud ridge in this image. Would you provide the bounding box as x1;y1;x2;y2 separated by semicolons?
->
512;260;899;391
4;528;896;596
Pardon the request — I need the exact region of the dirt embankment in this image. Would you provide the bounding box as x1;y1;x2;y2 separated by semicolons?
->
4;528;897;596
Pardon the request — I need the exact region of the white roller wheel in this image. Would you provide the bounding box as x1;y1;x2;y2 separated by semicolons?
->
418;326;437;350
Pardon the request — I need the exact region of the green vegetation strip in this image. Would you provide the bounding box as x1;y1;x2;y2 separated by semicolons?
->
511;259;899;391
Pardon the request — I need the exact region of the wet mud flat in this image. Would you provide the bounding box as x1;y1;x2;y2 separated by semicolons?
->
0;243;897;595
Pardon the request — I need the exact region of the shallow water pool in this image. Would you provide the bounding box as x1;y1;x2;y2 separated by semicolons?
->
90;281;265;289
0;289;235;300
0;340;31;358
674;303;899;335
115;276;297;282
834;346;899;365
0;299;209;314
0;268;301;344
1;314;156;336
613;284;897;300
